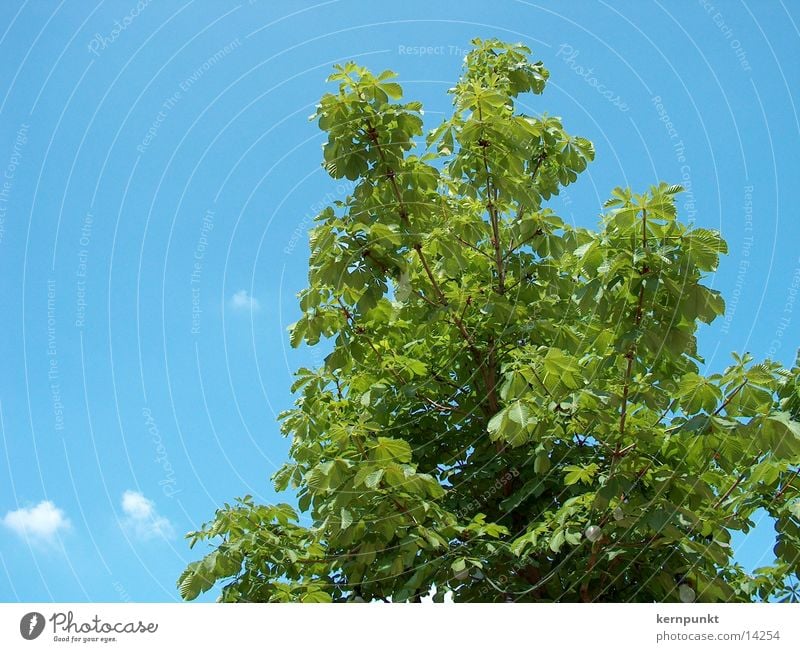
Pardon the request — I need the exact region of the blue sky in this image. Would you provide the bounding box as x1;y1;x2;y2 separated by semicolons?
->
0;0;798;602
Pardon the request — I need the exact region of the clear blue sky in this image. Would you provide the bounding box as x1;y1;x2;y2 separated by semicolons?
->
0;0;798;602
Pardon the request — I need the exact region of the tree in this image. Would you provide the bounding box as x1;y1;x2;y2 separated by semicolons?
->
179;38;800;603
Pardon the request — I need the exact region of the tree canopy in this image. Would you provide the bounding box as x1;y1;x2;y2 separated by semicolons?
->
179;38;800;603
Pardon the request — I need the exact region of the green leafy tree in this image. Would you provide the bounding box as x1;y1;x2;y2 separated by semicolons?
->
179;38;800;603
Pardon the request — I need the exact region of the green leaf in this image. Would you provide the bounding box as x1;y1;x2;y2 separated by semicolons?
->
487;401;538;447
533;451;551;474
676;372;723;414
508;401;532;426
549;529;566;553
403;358;427;376
301;590;333;603
372;437;413;463
177;559;216;601
542;348;583;389
379;82;403;99
365;468;384;489
684;285;725;324
563;463;598;486
487;410;505;436
177;566;201;601
763;413;800;459
684;228;728;271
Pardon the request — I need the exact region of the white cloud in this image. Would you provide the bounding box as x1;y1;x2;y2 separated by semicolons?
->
121;490;174;541
229;289;260;312
2;500;71;543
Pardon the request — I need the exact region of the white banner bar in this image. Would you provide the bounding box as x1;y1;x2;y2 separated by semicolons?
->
1;603;797;651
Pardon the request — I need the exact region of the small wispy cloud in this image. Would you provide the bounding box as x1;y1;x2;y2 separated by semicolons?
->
121;490;174;541
229;289;260;312
2;500;71;543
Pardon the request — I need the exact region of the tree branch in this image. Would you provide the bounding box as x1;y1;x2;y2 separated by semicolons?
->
515;150;547;220
477;107;505;295
365;119;487;385
365;122;408;223
619;208;648;439
774;466;800;501
413;242;447;304
503;229;544;260
713;380;748;416
714;473;746;509
453;233;495;261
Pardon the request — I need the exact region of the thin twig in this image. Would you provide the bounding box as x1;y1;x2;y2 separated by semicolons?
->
618;208;648;438
453;234;494;261
712;380;748;416
503;230;543;260
476;105;505;294
774;467;800;501
713;473;746;509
